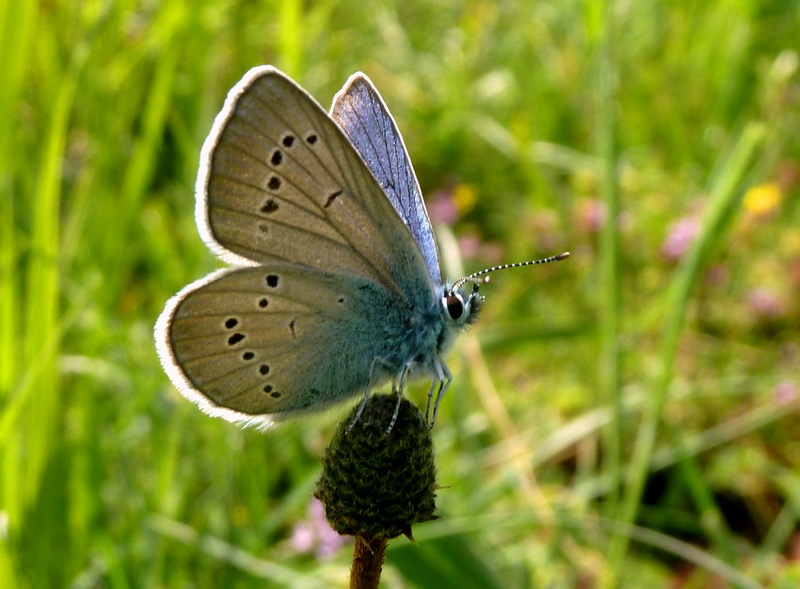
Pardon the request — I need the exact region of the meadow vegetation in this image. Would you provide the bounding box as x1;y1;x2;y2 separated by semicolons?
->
3;1;799;587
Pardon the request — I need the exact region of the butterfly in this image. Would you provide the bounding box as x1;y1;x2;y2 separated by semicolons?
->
154;66;568;432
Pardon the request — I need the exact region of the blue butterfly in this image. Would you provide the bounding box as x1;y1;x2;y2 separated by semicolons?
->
155;67;568;431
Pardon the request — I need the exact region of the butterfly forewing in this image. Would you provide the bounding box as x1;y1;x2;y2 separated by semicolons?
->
198;67;433;301
331;74;442;285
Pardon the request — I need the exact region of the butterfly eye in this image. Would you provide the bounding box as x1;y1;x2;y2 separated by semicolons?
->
443;292;465;320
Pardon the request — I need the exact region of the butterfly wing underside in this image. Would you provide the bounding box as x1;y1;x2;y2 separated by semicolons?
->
156;67;437;425
197;66;432;299
158;266;402;424
331;74;443;286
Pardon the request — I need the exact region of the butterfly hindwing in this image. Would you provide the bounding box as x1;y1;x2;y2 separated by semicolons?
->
157;265;414;424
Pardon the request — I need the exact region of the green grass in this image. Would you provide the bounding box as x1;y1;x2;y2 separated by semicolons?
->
4;0;800;587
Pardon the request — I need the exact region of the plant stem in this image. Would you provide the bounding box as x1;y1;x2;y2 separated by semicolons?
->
350;536;387;589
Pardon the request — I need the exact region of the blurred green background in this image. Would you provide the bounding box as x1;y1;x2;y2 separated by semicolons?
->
3;0;800;587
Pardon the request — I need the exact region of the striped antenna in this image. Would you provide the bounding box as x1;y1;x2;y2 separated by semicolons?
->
452;251;570;291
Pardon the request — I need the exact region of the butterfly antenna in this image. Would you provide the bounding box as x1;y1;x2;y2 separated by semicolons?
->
452;251;570;291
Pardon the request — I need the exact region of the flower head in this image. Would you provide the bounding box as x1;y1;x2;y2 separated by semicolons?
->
747;287;786;321
314;394;438;541
290;497;349;560
743;182;782;219
662;217;700;261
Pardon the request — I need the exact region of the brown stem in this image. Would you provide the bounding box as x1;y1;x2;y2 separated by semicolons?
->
350;535;387;589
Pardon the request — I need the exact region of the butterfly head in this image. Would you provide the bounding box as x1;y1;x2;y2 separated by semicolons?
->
441;279;485;328
441;251;571;330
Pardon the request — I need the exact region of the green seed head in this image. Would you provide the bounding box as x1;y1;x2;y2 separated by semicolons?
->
314;394;438;540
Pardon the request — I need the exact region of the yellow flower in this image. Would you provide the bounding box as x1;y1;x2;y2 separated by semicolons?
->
452;183;477;214
743;182;782;217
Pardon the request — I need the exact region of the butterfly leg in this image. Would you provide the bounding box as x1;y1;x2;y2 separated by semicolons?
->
347;356;394;434
385;365;410;435
424;380;438;425
428;360;452;428
347;390;370;435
